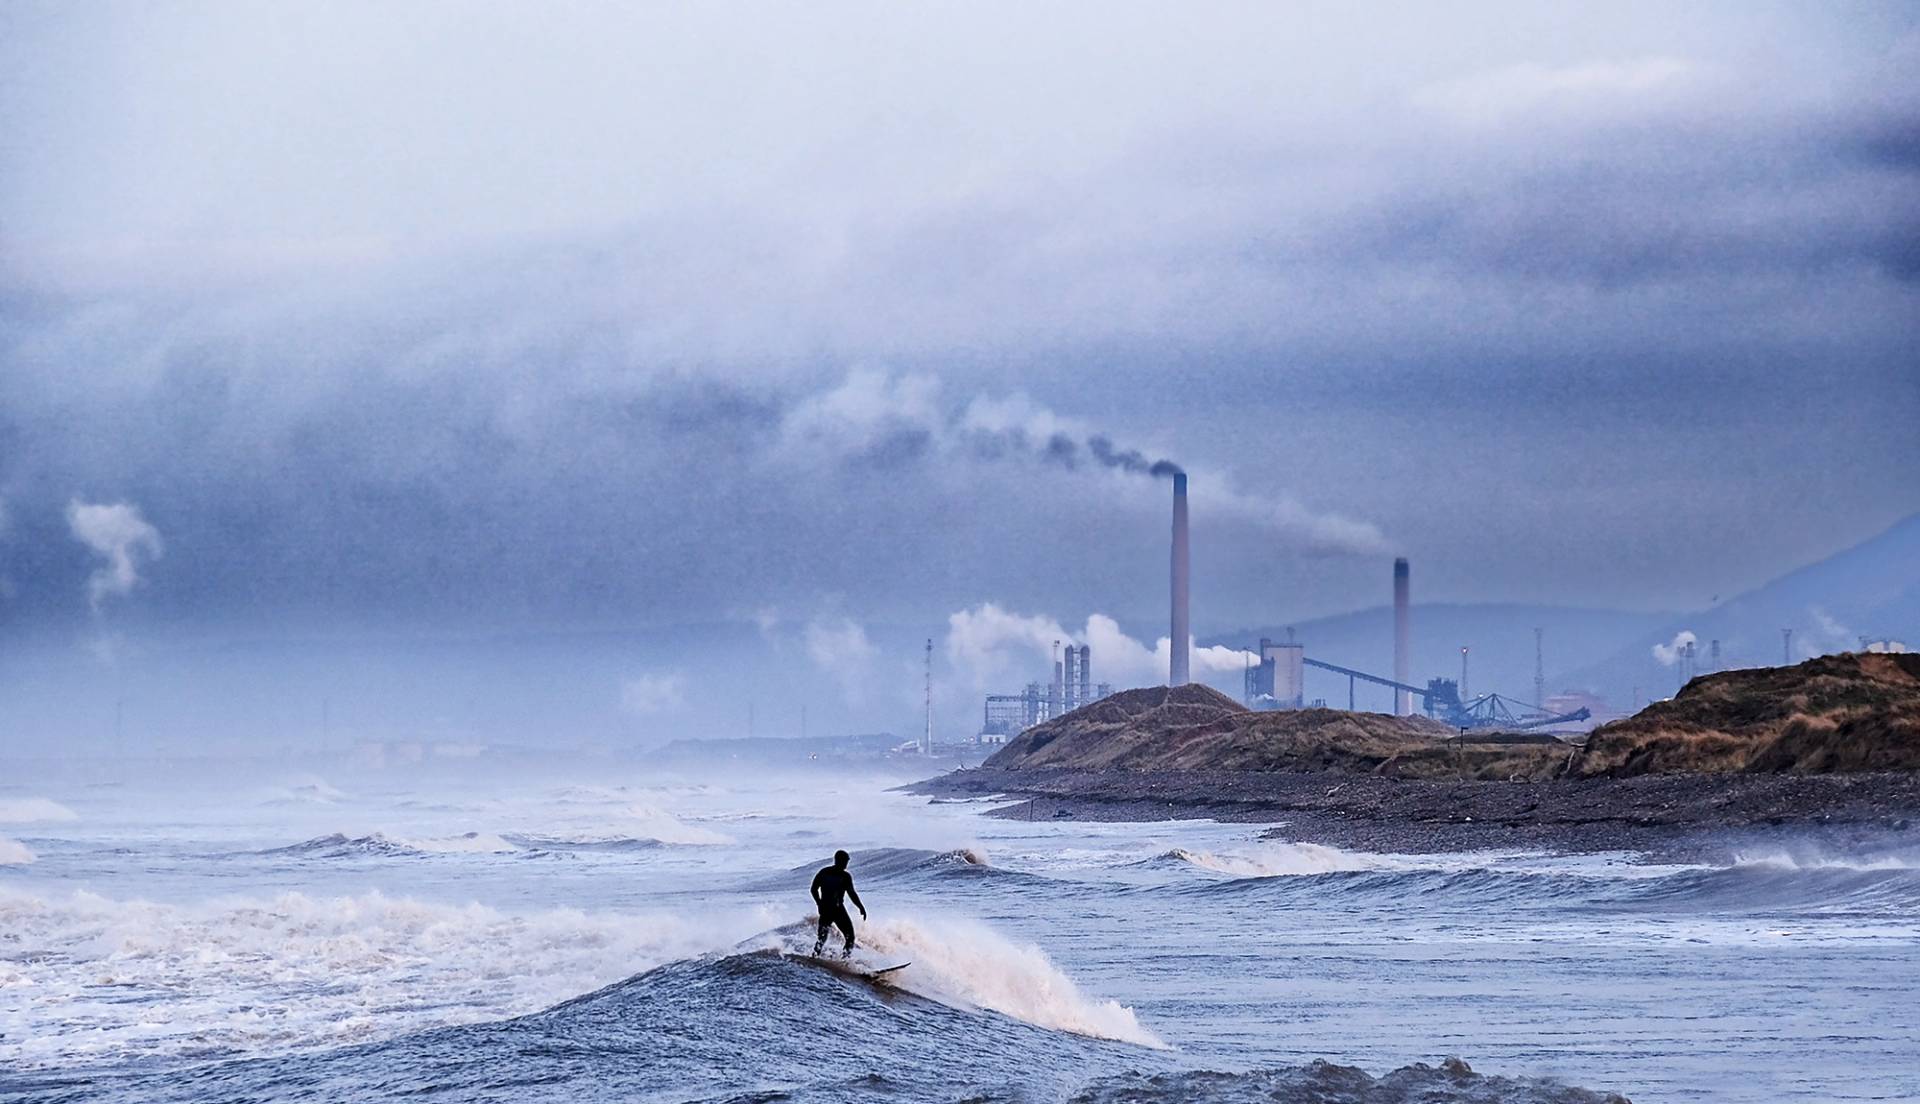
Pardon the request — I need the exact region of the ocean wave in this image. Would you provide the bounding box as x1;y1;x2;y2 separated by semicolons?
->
1152;848;1920;915
1618;862;1920;912
263;831;526;857
256;777;347;806
0;886;763;1073
1068;1057;1628;1103
735;913;1160;1048
843;915;1163;1047
1728;848;1920;872
1152;842;1411;878
765;846;998;887
501;833;664;853
14;916;1639;1104
618;805;733;846
0;797;78;824
0;836;33;865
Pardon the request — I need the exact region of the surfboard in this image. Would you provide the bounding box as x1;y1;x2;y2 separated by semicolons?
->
807;955;911;983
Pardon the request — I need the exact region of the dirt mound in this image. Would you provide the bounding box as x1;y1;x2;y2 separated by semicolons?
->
1571;652;1920;777
985;684;1572;780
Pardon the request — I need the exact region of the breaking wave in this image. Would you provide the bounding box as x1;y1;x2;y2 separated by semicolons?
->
1729;848;1920;872
757;846;1011;891
500;833;665;853
1149;845;1920;915
617;804;733;846
263;831;526;857
747;914;1162;1047
256;777;346;806
1152;842;1411;878
0;836;34;865
0;797;78;823
262;820;731;858
0;885;762;1072
26;928;1631;1104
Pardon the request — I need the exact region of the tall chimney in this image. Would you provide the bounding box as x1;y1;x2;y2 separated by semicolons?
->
1170;473;1190;687
1393;558;1411;715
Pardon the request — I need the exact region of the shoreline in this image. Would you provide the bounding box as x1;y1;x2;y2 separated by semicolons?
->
907;768;1920;860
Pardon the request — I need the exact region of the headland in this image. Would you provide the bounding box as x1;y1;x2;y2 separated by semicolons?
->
912;653;1920;859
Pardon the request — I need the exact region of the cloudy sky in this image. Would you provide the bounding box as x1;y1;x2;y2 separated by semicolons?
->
2;2;1916;739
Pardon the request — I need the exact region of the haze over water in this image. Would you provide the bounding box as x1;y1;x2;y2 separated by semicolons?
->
5;755;1917;1102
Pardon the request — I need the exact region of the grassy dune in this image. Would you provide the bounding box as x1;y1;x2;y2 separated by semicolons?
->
985;685;1574;781
987;653;1920;781
1571;652;1920;776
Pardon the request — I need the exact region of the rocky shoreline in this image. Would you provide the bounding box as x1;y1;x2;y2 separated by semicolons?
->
907;767;1920;859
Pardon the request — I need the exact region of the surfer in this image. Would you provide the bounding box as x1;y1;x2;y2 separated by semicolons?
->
810;849;866;957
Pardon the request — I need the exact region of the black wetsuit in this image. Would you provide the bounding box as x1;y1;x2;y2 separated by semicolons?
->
811;864;863;954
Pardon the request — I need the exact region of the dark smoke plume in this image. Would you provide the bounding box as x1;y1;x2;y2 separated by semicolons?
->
1088;436;1183;478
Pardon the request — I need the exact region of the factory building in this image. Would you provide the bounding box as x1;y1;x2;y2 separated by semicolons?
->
979;643;1112;744
1243;637;1305;709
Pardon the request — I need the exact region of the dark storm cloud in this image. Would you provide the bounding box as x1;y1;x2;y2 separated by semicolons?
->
0;2;1915;639
1323;114;1920;287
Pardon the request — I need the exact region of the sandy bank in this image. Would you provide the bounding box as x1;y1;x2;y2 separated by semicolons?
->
910;767;1920;858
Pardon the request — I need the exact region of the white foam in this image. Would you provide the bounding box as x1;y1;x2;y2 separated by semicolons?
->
0;798;78;823
1730;849;1919;872
1166;841;1409;877
622;805;733;846
0;836;34;864
258;776;346;805
394;831;521;853
846;916;1165;1048
0;886;762;1071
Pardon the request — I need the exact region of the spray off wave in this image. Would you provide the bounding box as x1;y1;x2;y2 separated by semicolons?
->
265;831;526;857
757;915;1162;1048
0;886;763;1071
0;798;79;823
1156;842;1411;878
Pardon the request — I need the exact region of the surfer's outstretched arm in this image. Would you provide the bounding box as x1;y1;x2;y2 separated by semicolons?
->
847;882;866;917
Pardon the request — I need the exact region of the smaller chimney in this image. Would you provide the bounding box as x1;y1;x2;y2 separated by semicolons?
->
1393;558;1411;715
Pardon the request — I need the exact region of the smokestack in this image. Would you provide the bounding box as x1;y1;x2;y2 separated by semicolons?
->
1170;473;1190;687
1393;558;1411;715
1051;640;1063;720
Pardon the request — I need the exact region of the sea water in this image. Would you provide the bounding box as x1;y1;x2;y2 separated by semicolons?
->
3;756;1917;1102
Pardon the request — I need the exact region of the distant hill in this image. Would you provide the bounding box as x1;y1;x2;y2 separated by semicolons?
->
1559;514;1920;707
983;684;1569;780
1572;652;1920;776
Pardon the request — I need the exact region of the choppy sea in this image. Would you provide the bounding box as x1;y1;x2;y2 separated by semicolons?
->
3;756;1917;1102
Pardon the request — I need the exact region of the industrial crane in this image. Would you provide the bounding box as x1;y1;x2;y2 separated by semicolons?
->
1300;657;1590;731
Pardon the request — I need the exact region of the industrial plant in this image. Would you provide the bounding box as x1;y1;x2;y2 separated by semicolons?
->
979;474;1606;744
978;641;1115;745
1236;561;1591;730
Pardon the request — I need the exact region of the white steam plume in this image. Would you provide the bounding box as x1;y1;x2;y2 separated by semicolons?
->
804;616;879;704
1651;629;1697;667
946;603;1254;691
619;671;687;715
66;499;163;611
1805;605;1853;657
